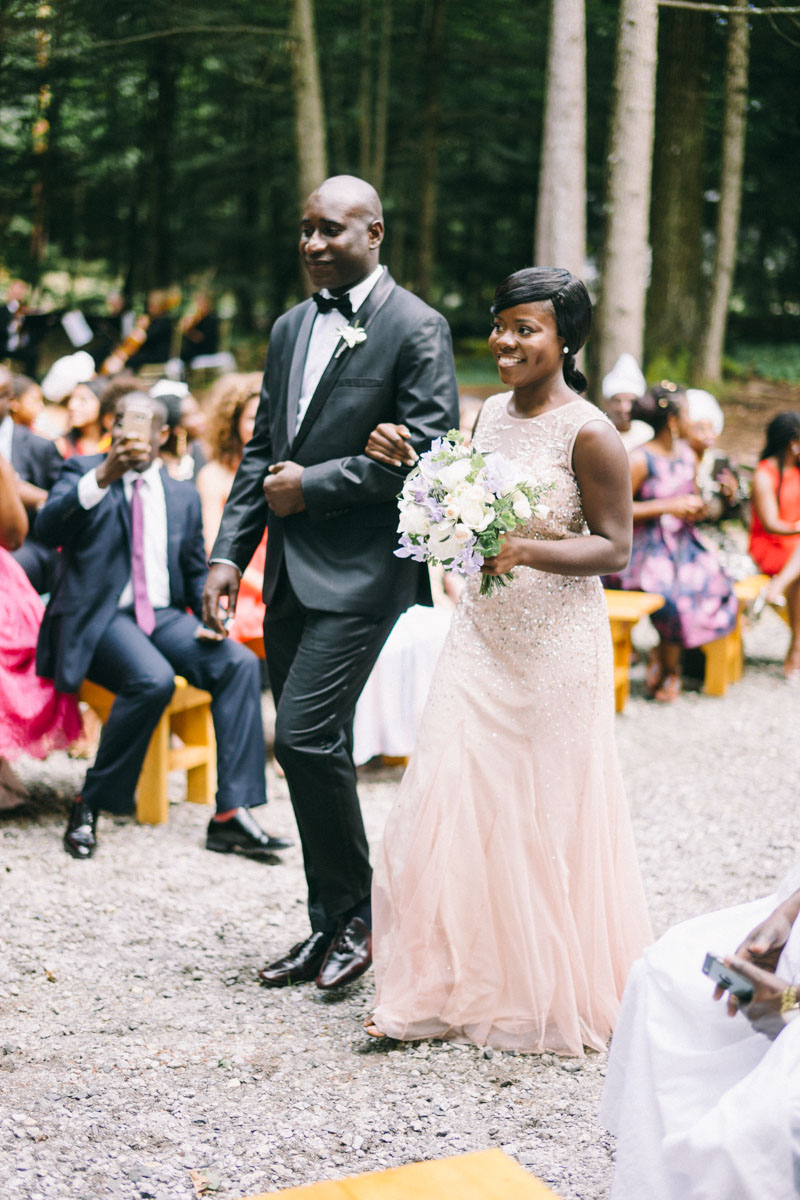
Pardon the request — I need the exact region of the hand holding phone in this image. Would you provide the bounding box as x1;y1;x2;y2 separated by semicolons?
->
703;952;754;1004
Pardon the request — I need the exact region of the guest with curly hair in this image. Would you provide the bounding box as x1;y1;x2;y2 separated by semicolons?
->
195;373;265;644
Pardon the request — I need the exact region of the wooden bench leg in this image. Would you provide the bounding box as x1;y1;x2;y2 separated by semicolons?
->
171;704;216;806
136;710;171;824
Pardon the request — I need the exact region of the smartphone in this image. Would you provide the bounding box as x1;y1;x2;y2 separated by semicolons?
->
194;625;225;643
702;953;754;1003
121;404;152;440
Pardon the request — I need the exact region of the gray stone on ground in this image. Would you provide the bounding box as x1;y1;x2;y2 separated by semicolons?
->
0;608;797;1199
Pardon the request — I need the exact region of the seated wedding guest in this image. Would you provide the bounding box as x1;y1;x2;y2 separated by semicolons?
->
0;365;63;592
601;353;653;452
8;375;44;432
678;387;756;581
601;865;800;1199
0;454;81;809
749;412;800;680
34;391;291;861
605;382;738;702
57;377;111;459
195;373;265;644
150;380;206;482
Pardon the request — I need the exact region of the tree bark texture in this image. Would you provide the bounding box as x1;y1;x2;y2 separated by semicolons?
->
645;6;709;366
291;0;328;209
143;42;179;291
534;0;586;277
594;0;658;391
372;0;393;194
416;0;446;301
358;0;373;180
696;0;749;383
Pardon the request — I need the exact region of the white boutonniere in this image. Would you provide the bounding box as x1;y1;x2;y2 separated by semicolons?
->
335;320;367;357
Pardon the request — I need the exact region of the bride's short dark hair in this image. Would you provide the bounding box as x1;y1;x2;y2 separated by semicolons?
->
490;267;592;394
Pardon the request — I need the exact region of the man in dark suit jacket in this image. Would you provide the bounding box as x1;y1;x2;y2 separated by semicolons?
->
35;392;291;862
202;175;459;991
0;366;63;592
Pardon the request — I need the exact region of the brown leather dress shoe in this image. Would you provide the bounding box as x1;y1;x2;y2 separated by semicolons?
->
257;932;332;987
63;799;97;860
316;918;372;990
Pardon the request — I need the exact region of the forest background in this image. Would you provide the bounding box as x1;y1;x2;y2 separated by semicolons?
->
1;0;799;393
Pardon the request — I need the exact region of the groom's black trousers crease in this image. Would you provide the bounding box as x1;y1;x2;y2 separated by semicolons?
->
264;565;399;934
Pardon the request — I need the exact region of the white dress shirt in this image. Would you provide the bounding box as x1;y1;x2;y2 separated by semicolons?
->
0;414;14;463
78;458;171;611
295;263;384;434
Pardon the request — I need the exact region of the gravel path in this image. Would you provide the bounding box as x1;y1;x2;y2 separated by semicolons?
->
1;607;798;1200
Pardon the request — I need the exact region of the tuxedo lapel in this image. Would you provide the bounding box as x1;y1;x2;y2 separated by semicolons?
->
290;270;396;456
112;479;132;548
285;304;317;451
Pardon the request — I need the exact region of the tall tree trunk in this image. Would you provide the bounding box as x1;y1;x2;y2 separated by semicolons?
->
372;0;393;193
696;0;750;383
291;0;328;207
143;42;179;291
416;0;446;301
30;1;53;273
594;0;658;391
534;0;586;276
645;7;709;367
358;0;373;179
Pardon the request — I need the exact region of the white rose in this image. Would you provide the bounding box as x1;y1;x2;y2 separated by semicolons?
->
512;492;532;521
436;457;472;491
457;497;493;531
427;521;460;561
532;502;551;520
397;501;430;537
444;497;460;521
453;523;473;544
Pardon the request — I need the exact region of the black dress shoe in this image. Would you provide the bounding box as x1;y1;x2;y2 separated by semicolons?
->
63;799;97;860
257;932;332;987
316;918;372;990
205;808;294;858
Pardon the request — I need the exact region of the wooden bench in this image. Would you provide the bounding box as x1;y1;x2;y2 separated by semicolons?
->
604;589;666;712
243;1149;558;1199
79;676;216;824
702;572;789;696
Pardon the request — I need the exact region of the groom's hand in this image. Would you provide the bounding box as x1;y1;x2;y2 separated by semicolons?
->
264;461;306;516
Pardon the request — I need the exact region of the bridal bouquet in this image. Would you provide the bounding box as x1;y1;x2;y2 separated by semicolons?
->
394;430;552;597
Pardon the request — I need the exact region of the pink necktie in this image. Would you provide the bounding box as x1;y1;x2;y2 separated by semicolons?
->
131;477;156;635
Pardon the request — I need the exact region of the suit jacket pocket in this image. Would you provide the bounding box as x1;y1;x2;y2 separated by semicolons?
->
338;377;385;388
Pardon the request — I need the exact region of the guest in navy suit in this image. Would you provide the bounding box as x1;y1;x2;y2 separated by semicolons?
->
35;392;292;861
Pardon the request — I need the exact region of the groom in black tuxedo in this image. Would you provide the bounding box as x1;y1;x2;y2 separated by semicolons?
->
202;175;459;990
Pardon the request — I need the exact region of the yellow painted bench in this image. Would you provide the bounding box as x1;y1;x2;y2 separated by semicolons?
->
604;588;666;712
244;1149;558;1199
702;572;788;696
79;676;216;824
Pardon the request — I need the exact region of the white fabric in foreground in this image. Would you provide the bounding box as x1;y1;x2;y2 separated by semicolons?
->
601;884;800;1199
352;604;450;765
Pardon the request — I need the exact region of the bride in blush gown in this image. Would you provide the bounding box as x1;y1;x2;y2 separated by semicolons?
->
363;268;652;1055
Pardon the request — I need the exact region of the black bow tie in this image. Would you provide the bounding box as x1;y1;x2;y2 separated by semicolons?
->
312;292;354;320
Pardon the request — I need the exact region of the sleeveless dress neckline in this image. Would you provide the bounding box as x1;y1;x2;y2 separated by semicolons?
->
503;394;586;422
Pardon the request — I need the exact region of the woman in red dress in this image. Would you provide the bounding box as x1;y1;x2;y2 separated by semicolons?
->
749;412;800;681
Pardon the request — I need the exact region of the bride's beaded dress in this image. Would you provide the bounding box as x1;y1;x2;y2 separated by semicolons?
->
371;393;651;1055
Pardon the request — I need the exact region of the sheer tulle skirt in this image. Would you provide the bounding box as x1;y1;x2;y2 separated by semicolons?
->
371;573;651;1056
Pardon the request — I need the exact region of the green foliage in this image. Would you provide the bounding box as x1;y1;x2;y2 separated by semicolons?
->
0;0;797;349
724;343;800;384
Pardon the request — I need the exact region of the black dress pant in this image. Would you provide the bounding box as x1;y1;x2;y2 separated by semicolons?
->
264;567;400;933
82;607;266;816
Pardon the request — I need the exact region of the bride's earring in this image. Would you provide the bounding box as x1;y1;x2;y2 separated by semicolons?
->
562;346;569;355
